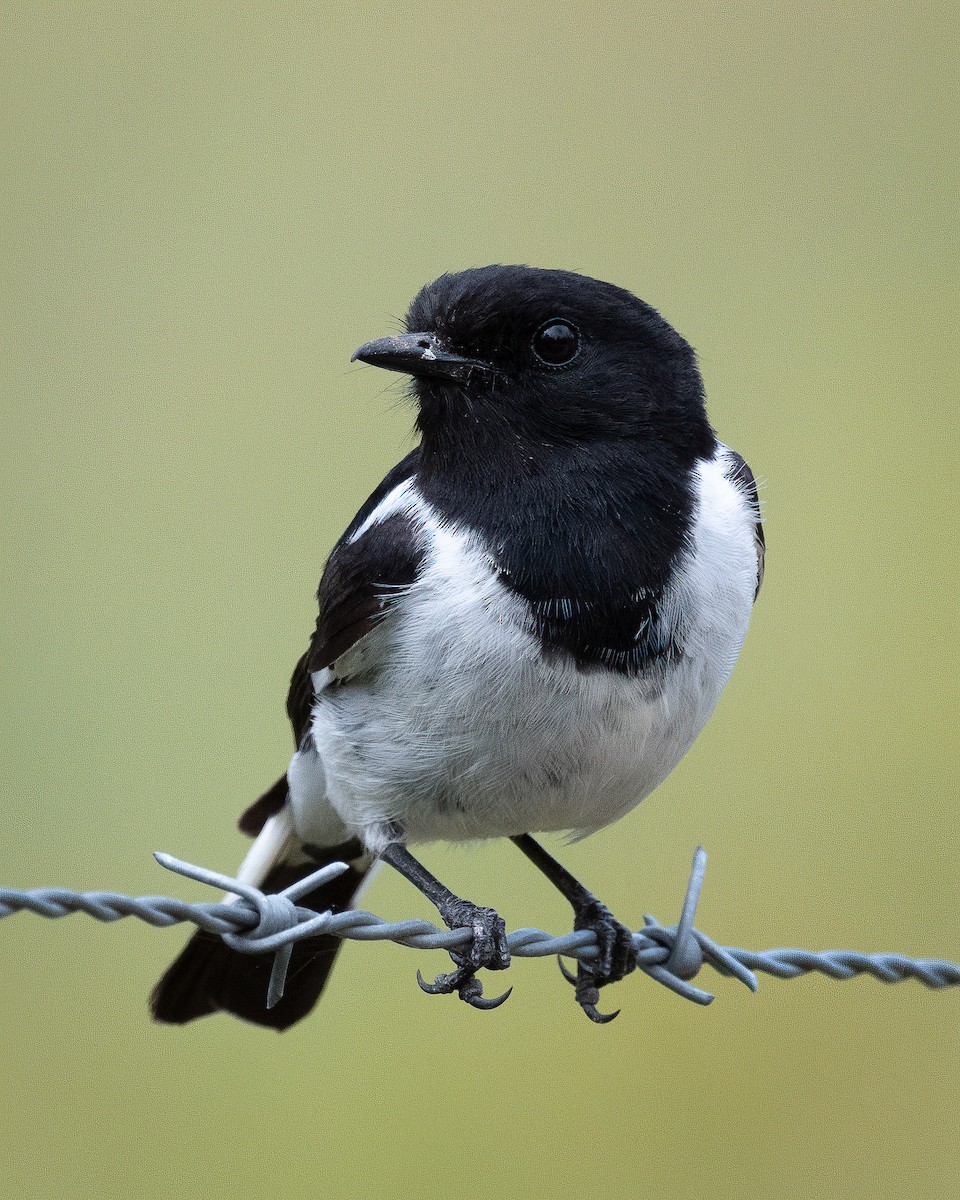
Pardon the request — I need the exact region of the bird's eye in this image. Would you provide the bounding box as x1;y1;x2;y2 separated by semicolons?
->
531;319;580;366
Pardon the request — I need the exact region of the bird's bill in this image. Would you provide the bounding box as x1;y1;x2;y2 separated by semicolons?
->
351;332;489;382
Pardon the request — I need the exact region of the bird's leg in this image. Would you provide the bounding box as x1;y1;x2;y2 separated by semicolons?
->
511;834;635;1023
379;839;511;1010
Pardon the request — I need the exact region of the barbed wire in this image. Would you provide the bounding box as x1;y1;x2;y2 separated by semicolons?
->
1;847;957;1010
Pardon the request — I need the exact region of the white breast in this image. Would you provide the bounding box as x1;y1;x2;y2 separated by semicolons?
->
293;447;759;854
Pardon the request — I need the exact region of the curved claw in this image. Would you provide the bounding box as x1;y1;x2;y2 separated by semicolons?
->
581;1001;620;1025
462;982;513;1011
416;967;512;1010
416;968;454;995
556;955;578;986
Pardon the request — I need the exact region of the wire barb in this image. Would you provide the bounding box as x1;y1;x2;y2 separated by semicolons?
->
1;848;958;1010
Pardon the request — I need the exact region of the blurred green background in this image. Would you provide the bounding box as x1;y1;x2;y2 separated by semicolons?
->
2;4;957;1198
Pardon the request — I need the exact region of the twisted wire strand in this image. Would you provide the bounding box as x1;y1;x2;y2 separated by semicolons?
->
1;848;957;1009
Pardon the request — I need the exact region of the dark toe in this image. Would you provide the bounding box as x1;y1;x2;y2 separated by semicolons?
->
575;899;636;985
573;966;621;1023
417;897;513;1011
439;899;511;972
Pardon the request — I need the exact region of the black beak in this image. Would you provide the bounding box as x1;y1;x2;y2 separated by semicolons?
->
351;332;488;382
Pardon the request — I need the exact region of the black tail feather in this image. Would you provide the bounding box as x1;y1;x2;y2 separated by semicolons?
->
150;854;369;1030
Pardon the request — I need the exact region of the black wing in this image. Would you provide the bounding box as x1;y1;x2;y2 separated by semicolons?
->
240;451;425;838
287;449;425;745
724;448;765;600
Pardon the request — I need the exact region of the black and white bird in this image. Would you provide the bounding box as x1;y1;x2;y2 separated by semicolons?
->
151;265;764;1028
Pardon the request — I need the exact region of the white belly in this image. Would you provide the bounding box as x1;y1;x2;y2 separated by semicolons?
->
291;450;758;853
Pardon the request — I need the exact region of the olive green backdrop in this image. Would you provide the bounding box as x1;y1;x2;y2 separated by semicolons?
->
2;4;957;1199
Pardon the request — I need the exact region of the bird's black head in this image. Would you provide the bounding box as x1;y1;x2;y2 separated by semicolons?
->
352;265;715;469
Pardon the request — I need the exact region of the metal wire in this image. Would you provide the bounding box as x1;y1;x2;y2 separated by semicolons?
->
1;847;957;1009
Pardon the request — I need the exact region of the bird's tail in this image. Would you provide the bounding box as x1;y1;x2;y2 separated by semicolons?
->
150;806;371;1030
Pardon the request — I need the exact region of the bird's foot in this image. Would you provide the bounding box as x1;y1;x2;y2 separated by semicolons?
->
417;898;512;1011
559;897;636;1023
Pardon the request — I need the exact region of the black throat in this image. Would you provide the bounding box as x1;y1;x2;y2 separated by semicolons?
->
416;432;711;673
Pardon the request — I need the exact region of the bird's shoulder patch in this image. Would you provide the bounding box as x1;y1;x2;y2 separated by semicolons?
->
285;489;427;745
311;509;427;671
